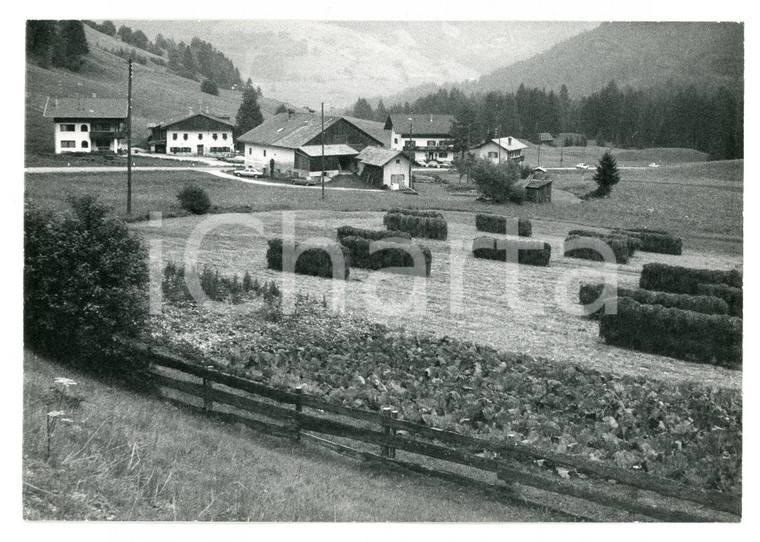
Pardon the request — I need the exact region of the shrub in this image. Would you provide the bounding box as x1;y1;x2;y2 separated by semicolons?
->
340;236;432;276
384;212;448;240
475;214;532;237
563;235;630;264
579;283;730;318
599;297;741;368
384;208;444;220
336;225;411;243
695;283;743;317
568;229;640;257
640;263;742;294
472;236;551;266
266;239;350;280
467;157;523;203
177;185;211;214
617;229;682;255
24;197;148;361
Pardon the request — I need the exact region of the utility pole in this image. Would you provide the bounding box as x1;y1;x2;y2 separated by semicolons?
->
408;119;414;190
560;137;564;166
321;102;325;200
537;140;542;168
127;58;133;215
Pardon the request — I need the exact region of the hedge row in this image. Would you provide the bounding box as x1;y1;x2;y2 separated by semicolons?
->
623;227;671;235
696;283;743;317
384;213;448;240
384;208;444;221
336;225;411;243
340;236;432;276
568;229;641;257
266;239;351;280
599;297;741;368
475;214;532;237
617;229;682;255
563;235;630;264
579;283;730;318
640;263;743;294
472;236;551;266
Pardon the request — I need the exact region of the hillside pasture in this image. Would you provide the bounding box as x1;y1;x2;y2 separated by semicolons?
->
132;209;741;390
520;143;708;169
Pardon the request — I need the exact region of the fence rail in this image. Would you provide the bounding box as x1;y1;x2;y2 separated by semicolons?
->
132;341;740;522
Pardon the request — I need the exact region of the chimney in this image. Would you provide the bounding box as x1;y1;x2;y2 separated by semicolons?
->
189;106;194;115
55;97;59;107
205;106;210;114
508;137;512;146
430;114;433;122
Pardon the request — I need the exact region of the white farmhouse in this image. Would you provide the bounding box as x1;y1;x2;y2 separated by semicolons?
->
355;147;411;189
43;96;128;154
148;112;235;156
384;114;455;167
470;137;528;164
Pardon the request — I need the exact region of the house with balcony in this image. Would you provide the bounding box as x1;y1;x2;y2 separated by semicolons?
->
43;96;128;154
238;111;387;178
148;112;235;156
384;114;455;166
470;136;528;164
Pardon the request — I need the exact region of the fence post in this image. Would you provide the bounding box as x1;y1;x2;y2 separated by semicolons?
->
294;386;303;439
202;377;213;412
390;409;399;459
381;406;392;458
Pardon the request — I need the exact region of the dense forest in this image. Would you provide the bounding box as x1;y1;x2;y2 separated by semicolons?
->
83;21;243;89
350;81;743;161
26;20;90;71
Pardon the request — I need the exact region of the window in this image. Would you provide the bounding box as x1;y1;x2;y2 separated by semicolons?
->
198;134;203;140
183;133;188;141
391;174;405;184
170;147;181;153
248;148;252;155
394;138;398;144
173;133;178;140
395;159;400;164
213;133;218;140
439;152;447;158
81;141;89;148
222;133;228;140
488;151;498;159
427;140;435;147
60;140;76;148
80;125;89;132
263;150;267;157
60;124;75;132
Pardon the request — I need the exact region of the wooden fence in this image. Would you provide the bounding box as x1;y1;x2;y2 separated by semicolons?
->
132;342;740;522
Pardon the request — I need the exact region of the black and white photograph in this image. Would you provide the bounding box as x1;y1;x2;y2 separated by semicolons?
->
10;1;754;535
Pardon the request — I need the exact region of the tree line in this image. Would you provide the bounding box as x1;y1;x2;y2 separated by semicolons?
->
351;80;743;160
27;20;90;71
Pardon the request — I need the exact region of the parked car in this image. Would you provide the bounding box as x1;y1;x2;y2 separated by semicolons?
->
292;177;317;186
425;160;441;168
649;162;660;168
576;163;591;170
234;167;264;178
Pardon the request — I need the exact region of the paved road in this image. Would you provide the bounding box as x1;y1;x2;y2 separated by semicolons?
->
205;169;384;192
25;166;222;173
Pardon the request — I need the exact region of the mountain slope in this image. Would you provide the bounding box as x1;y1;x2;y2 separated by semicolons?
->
25;25;299;155
465;22;743;97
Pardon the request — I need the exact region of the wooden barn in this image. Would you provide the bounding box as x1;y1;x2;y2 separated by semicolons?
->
525;178;553;203
293;144;358;178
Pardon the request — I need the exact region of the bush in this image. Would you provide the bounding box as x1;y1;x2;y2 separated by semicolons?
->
177;185;211;214
340;236;432;276
599;297;741;368
579;283;730;318
24;197;148;361
696;283;743;317
266;239;350;280
475;214;532;237
568;229;641;257
563;235;630;264
383;208;444;222
336;225;411;243
640;263;742;294
467;157;523;203
384;212;448;240
617;229;682;255
472;236;551;266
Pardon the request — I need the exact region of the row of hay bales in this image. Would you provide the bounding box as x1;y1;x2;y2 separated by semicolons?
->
582;262;742;367
563;228;683;264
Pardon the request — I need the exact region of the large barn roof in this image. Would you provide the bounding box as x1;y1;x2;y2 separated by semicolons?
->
385;114;455;136
152;112;235;130
356;146;407;167
342;116;392;147
297;144;358;157
43;97;128;119
238;112;341;148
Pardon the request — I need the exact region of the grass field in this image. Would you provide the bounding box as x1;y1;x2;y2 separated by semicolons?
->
132;209;741;390
25;159;743;255
521;143;708;169
23;350;563;521
24;152;216;168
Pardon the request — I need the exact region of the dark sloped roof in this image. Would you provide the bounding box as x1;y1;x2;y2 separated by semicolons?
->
385;114;455;136
43;97;128;119
153;112;235;130
538;133;554;141
297;144;358;157
526;178;553;189
341;116;391;147
356;146;407;167
238;112;341;147
471;136;527;152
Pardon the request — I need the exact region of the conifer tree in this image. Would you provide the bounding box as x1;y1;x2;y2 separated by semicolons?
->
235;86;264;136
592;150;621;196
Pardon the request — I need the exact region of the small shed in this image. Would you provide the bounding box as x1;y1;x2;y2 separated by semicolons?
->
525;178;553;204
355;146;411;189
538;133;554;145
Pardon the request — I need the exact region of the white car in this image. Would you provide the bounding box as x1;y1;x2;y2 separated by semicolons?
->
234;167;264;178
649;162;660;168
576;163;591;170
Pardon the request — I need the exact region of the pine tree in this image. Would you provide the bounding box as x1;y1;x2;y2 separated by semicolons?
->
592;150;621;196
375;99;388;122
351;98;374;120
275;104;288;114
236;86;264;136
